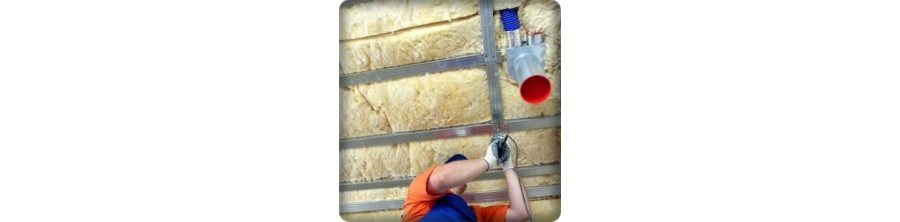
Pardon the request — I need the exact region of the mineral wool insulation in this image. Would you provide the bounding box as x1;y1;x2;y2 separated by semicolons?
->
340;0;560;220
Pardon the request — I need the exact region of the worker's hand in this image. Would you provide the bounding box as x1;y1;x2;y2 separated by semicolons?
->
483;143;500;169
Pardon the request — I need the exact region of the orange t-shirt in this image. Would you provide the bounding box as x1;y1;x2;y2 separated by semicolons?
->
401;165;508;222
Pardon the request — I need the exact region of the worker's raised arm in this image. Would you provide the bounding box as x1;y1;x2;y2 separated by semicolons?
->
502;160;532;222
428;159;487;194
427;145;503;194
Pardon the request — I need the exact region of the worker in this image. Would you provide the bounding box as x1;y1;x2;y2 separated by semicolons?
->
401;141;532;222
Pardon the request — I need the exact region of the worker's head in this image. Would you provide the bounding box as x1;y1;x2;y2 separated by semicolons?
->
444;154;469;195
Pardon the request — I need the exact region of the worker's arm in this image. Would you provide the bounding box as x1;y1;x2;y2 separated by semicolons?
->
427;159;489;194
503;168;532;222
428;144;503;194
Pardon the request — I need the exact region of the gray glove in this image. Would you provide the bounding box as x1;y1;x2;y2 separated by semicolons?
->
492;132;511;162
484;132;511;169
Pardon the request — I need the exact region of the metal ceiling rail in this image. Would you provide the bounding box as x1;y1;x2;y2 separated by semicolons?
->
340;164;560;191
339;115;560;149
479;0;505;130
340;184;561;213
467;184;560;203
339;53;488;86
503;115;561;131
340;121;494;149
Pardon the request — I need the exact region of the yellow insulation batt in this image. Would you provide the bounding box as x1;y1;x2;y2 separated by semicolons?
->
354;68;491;134
339;14;483;75
339;0;525;41
340;143;413;182
340;68;491;138
340;87;392;138
339;0;478;40
340;68;490;139
340;127;559;182
340;198;560;222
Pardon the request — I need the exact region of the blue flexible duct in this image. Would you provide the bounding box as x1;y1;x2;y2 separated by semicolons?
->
499;8;520;31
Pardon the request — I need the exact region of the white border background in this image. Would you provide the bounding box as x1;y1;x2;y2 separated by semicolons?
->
2;0;899;221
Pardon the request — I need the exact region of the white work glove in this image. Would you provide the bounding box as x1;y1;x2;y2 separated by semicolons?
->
483;143;501;169
502;155;515;171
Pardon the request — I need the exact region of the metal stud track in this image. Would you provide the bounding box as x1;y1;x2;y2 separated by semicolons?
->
340;164;560;191
339;115;560;149
339;53;489;86
479;0;505;130
340;185;561;213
